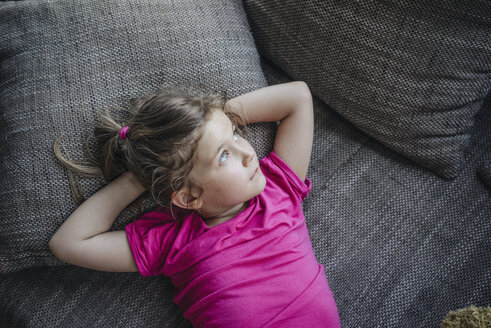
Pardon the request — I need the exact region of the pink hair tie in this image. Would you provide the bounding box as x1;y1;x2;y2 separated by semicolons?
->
119;126;130;139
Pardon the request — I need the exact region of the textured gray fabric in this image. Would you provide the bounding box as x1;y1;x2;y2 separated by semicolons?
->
0;0;271;273
1;58;490;328
243;0;491;180
0;266;192;328
477;163;491;189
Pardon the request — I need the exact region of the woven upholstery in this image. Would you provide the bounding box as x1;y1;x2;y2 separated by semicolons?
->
477;163;491;188
1;266;191;327
243;0;491;180
1;58;490;327
0;0;271;273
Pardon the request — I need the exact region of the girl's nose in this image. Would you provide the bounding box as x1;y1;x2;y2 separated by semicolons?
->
241;145;254;166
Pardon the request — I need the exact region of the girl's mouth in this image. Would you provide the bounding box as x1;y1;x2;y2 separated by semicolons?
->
250;167;258;180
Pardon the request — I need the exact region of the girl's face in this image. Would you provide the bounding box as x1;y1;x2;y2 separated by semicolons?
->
188;109;266;221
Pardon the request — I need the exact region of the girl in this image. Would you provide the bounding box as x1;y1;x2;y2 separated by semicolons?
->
49;82;341;327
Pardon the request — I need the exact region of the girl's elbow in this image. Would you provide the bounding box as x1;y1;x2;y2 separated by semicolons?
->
294;82;314;120
48;235;71;261
293;81;313;109
48;236;63;259
296;80;309;89
295;81;311;97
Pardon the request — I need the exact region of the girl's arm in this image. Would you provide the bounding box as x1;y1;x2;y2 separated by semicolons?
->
226;81;314;181
49;172;145;272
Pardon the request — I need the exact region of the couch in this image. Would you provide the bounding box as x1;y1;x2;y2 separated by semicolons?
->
1;0;490;327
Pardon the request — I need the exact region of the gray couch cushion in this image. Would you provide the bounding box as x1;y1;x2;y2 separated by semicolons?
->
477;163;491;188
0;0;271;273
243;0;491;180
0;265;192;327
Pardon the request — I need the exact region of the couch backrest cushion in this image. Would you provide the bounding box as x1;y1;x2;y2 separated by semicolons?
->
243;0;491;179
0;0;271;273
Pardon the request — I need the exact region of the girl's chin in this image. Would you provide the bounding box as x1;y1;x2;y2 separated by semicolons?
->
199;201;247;220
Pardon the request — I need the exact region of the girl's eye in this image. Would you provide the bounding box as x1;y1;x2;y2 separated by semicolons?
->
220;150;229;163
219;128;240;163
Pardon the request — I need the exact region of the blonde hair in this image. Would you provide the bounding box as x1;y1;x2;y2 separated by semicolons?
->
53;85;246;218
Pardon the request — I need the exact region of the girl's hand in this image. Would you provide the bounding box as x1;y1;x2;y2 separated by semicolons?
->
225;81;314;181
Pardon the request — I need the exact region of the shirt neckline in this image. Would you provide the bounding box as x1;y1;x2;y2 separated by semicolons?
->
199;196;258;230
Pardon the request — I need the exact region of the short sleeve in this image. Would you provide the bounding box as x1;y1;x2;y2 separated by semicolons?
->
125;207;179;277
264;151;312;201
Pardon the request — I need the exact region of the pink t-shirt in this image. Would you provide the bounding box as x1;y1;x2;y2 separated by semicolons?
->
126;151;341;327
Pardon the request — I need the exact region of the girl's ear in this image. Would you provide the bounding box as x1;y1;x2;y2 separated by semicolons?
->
171;188;203;210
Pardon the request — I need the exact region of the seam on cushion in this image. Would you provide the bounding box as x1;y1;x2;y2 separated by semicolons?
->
325;137;370;183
